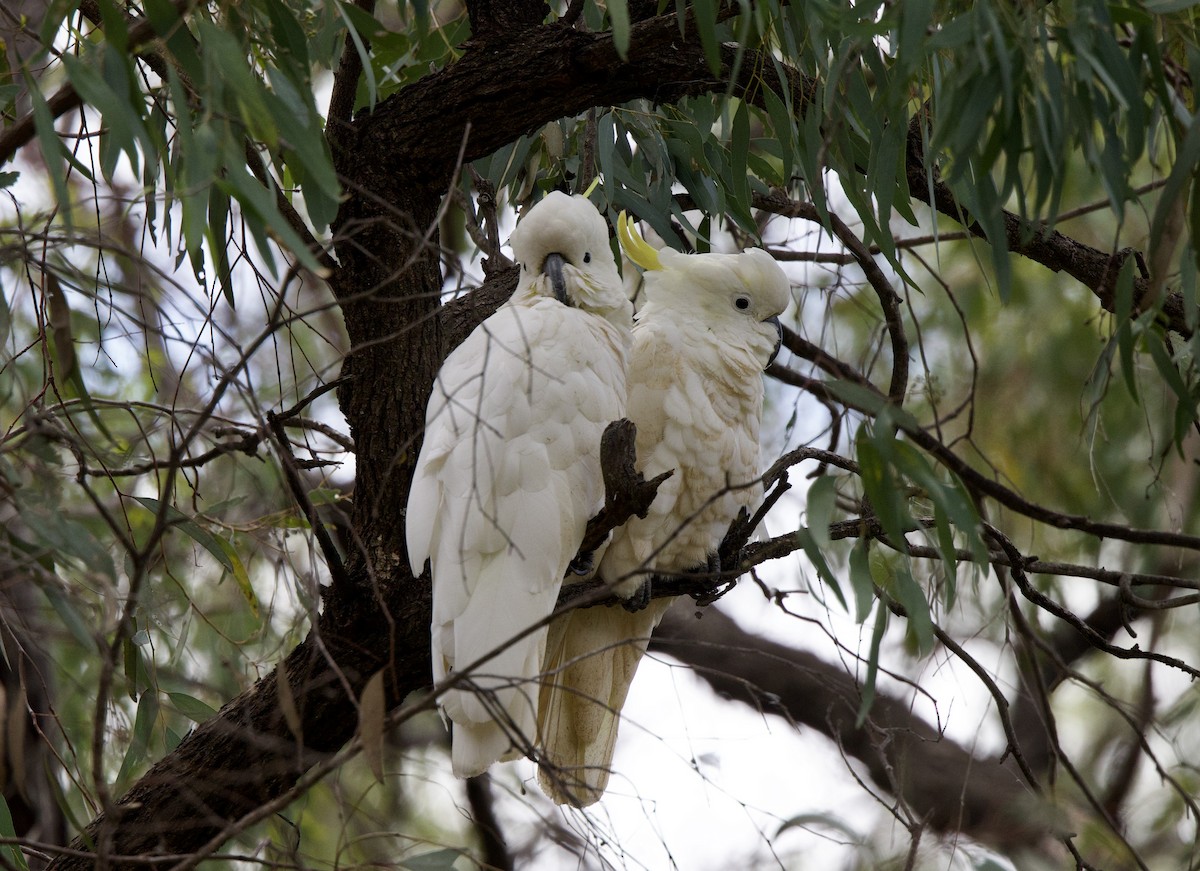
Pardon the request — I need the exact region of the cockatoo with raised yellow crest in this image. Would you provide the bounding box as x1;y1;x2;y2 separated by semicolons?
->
406;191;631;779
537;214;791;806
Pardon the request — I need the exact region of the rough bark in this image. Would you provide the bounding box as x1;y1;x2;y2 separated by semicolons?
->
49;11;729;868
41;5;1190;866
464;0;548;43
0;564;67;859
650;603;1067;862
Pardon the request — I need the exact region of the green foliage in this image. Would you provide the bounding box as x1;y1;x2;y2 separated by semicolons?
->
0;796;29;871
398;849;463;871
132;497;259;618
7;0;1200;867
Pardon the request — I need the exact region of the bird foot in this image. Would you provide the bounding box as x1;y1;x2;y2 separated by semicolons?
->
620;579;651;613
689;552;737;605
568;549;595;576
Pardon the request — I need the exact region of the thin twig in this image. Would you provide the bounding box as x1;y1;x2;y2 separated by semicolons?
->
267;411;351;591
759;193;909;403
984;523;1200;679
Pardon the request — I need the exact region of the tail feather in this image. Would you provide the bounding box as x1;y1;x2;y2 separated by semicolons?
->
452;716;532;779
440;552;558;775
536;602;669;806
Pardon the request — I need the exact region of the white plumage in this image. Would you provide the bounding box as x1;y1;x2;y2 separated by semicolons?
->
538;219;791;806
407;192;631;778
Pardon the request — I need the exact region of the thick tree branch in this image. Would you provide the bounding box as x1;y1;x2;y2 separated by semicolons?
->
464;0;548;43
464;774;512;871
902;124;1187;336
0;562;68;850
649;603;1067;863
437;265;519;355
578;419;673;558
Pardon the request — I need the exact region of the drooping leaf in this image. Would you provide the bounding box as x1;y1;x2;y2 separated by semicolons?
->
168;692;218;724
776;811;865;843
0;796;29;871
806;475;837;551
848;539;876;623
796;527;847;609
43;586;95;650
692;0;722;76
399;849;463;871
890;560;934;654
609;0;631;59
856;600;888;726
117;691;160;784
854;433;909;550
143;0;203;79
277;664;304;741
26;72;76;225
359;669;388;782
132;498;258;617
215;537;260;619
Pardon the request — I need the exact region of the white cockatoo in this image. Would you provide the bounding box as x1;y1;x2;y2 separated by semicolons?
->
537;215;791;806
406;191;631;779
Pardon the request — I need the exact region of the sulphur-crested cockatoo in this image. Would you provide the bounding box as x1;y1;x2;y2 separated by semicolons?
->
537;215;790;806
407;191;631;778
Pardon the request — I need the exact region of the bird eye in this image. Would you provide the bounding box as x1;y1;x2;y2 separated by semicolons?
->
583;252;592;264
734;296;751;311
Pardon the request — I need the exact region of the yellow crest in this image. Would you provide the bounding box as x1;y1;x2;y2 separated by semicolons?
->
617;211;662;271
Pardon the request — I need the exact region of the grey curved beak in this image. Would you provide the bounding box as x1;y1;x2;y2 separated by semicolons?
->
543;253;569;306
765;315;782;367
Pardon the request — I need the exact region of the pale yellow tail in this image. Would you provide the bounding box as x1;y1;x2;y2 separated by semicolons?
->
536;601;668;806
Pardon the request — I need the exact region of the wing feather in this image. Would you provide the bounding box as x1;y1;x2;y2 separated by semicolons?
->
537;288;774;804
409;299;626;776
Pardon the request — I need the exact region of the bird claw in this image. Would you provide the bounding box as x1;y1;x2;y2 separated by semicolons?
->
690;578;736;606
688;551;737;606
620;579;651;613
568;550;595;576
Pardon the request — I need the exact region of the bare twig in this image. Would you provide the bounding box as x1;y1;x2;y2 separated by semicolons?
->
326;0;378;146
267;410;351;590
756;193;910;403
984;523;1200;679
769;356;1200;553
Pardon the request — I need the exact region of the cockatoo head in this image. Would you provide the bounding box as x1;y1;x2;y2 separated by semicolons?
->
508;192;629;326
618;214;790;371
